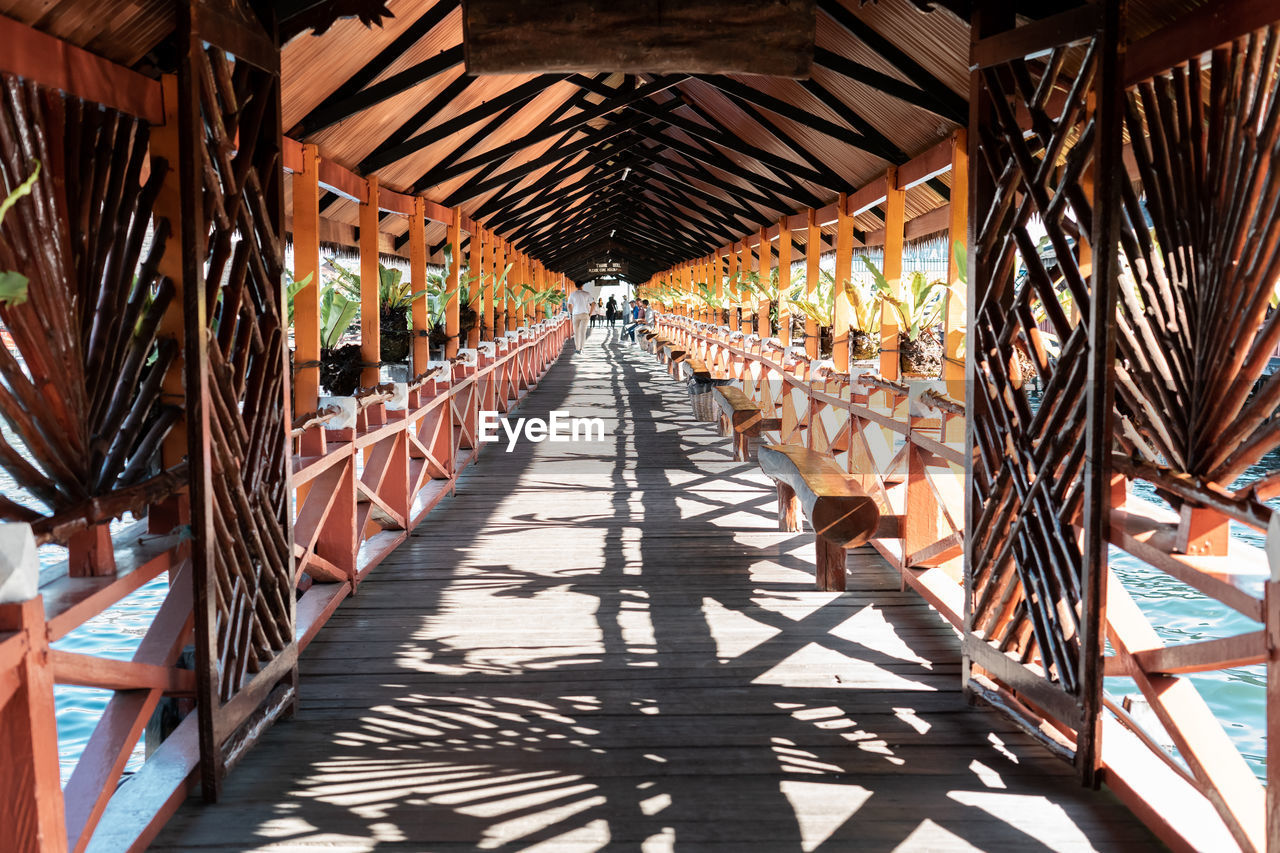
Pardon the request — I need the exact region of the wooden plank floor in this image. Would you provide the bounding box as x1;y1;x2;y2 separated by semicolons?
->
152;328;1157;851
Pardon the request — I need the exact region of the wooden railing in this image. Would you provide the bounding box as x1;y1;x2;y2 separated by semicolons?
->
657;314;1275;853
0;317;569;853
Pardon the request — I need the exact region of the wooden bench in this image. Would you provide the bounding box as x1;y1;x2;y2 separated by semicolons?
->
713;386;780;461
678;354;712;384
758;444;880;592
657;340;687;375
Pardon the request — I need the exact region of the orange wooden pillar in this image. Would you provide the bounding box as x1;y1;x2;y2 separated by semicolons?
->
805;208;820;359
732;245;742;333
757;226;770;337
359;176;381;389
508;251;521;330
777;217;792;346
738;240;752;334
409;197;430;371
494;238;507;337
833;193;854;371
293;143;322;411
713;249;724;326
445;206;462;358
944;129;968;403
880;166;906;381
482;231;496;341
467;227;484;347
0;597;66;853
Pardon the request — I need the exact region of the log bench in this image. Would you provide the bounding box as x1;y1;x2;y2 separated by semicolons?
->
678;354;712;384
758;444;880;592
658;340;687;376
713;386;780;461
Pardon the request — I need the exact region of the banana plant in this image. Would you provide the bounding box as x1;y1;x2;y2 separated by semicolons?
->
0;158;40;306
861;256;949;342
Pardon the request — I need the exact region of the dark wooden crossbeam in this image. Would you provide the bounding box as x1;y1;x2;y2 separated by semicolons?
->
359;74;562;174
817;0;968;123
811;47;963;123
630;157;767;227
714;91;853;193
419;76;687;191
289;0;459;137
634;132;801;210
298;46;464;138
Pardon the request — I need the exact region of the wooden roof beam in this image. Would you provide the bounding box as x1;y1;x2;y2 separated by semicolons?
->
811;47;963;123
816;0;968;123
290;0;460;137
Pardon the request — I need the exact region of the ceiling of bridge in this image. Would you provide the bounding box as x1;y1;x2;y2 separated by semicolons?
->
279;0;973;281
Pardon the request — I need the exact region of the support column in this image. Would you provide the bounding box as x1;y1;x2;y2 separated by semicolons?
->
410;198;430;371
833;193;853;371
805;208;820;359
483;230;496;341
777;217;792;346
360;177;381;389
757;226;771;337
944;129;969;403
739;240;752;334
468;226;483;347
881;166;906;381
445;206;462;358
495;238;507;337
293;144;322;412
727;244;739;331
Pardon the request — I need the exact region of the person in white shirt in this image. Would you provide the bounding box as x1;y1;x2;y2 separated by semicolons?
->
566;282;594;350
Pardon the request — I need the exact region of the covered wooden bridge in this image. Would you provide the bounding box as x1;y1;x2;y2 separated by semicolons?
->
0;0;1276;850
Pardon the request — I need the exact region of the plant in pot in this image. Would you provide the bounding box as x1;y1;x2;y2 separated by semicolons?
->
328;258;426;366
317;279;362;396
787;269;866;358
863;256;950;377
738;269;784;336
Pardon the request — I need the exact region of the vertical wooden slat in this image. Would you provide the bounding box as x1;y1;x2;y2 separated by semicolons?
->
445;207;461;358
360;177;381;389
292;144;321;412
1076;0;1124;787
944;129;968;403
806;208;820;359
833;192;853;370
410;198;429;371
777;217;792;346
881;167;905;381
495;238;507;337
483;229;496;341
467;226;483;347
738;240;751;334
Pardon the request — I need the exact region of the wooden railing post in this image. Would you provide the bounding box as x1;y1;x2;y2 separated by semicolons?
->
881;166;906;382
410;198;430;372
944;129;968;402
360;177;381;389
445;206;462;359
0;584;66;853
833;193;853;371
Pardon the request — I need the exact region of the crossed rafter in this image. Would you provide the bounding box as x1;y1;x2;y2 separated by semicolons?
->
289;0;977;281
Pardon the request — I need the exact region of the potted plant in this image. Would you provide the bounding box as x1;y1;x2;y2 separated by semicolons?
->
863;257;949;377
317;279;362;395
327;258;428;367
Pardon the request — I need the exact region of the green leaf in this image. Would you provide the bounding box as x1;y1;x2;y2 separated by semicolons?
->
0;270;29;307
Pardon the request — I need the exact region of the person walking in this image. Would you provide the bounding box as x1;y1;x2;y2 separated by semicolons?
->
606;295;618;327
567;282;593;350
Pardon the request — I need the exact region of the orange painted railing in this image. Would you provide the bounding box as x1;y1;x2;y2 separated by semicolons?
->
657;314;1276;853
0;316;569;852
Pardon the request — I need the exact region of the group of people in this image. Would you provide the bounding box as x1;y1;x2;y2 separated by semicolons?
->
566;282;654;351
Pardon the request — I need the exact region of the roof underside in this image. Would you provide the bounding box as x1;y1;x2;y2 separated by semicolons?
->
0;0;1210;281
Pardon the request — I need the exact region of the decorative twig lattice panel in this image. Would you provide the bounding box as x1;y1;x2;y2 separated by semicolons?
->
964;1;1123;784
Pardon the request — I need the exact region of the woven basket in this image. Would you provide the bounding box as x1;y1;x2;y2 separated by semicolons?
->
688;378;733;422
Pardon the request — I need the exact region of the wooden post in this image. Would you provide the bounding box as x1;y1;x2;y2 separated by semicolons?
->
944;129;968;402
360;176;381;389
805;208;820;359
508;251;520;331
445;206;462;358
777;217;792;346
483;230;496;341
467;226;483;347
881;166;906;381
739;240;752;334
495;238;507;337
757;226;771;337
0;598;67;853
293;144;322;412
833;192;853;371
727;246;739;331
410;198;430;371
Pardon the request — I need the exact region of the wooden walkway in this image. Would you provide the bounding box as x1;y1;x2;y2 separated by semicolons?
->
153;329;1155;852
